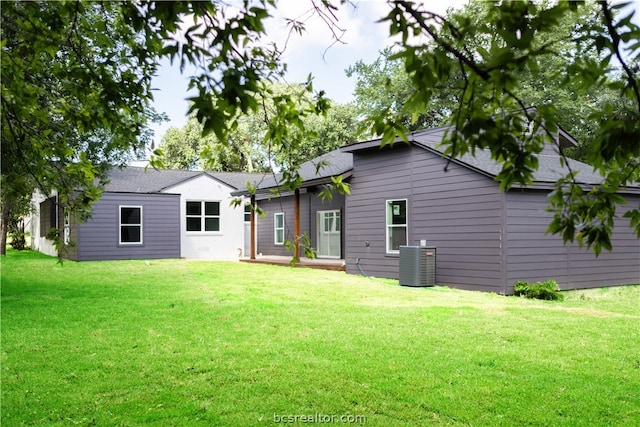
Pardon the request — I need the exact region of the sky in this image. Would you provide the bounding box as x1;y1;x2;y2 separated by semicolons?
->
148;0;467;144
148;0;638;146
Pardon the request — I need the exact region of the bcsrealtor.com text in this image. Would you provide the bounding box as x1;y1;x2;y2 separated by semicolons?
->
273;413;366;424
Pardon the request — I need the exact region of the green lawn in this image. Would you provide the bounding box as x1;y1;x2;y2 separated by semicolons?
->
2;250;639;426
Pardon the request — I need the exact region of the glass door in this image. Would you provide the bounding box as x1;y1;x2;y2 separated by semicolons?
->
317;210;341;258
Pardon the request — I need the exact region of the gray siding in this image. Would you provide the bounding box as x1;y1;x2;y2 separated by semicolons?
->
505;190;640;290
75;192;180;261
256;191;345;258
345;145;504;293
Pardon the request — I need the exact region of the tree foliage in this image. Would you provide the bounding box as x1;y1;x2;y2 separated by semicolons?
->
350;1;627;152
1;0;331;254
249;84;359;170
157;83;359;173
284;102;359;166
1;1;163;255
158;114;269;172
347;47;455;131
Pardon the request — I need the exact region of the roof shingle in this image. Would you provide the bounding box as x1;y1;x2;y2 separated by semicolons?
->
103;166;264;193
343;126;619;187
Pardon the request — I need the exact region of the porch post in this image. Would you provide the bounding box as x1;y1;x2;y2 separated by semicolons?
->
250;194;256;260
294;188;300;261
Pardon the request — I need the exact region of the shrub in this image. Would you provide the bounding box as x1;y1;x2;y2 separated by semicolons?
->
513;279;563;301
9;231;27;250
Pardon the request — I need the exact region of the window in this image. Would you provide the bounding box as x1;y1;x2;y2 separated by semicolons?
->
120;206;142;244
386;199;407;253
63;210;70;245
244;204;251;222
186;201;220;232
274;213;285;245
39;196;57;237
49;197;57;229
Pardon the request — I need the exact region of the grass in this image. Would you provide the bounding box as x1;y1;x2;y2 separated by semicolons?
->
2;249;639;426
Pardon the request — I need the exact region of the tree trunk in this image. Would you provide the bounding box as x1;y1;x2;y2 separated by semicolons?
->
1;198;10;256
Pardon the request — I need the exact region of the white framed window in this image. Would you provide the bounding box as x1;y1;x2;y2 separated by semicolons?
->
274;212;285;245
186;201;220;232
386;199;407;253
63;210;70;245
244;204;251;222
119;206;142;244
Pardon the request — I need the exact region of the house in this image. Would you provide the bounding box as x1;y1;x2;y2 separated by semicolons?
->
31;167;261;261
241;126;640;294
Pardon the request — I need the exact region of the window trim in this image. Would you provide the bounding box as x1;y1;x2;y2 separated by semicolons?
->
317;209;341;258
63;209;71;245
119;205;143;245
185;200;221;234
274;212;285;245
385;199;408;254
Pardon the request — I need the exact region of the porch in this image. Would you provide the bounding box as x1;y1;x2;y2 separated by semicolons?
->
240;255;346;272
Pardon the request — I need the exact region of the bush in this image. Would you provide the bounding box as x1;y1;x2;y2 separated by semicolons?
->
9;231;27;250
513;279;563;301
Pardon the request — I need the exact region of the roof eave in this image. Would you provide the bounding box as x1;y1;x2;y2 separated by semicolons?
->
231;171;353;197
160;171;237;192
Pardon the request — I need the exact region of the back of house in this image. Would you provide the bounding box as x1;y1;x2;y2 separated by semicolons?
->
243;126;639;294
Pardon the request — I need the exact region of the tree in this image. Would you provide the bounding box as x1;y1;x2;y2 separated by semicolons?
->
273;102;360;167
347;47;455;131
158;114;269;172
157;83;359;173
157;124;203;170
219;81;345;175
350;2;625;152
1;1;163;255
368;0;640;254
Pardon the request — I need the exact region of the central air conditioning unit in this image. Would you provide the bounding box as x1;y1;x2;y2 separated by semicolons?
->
399;246;436;287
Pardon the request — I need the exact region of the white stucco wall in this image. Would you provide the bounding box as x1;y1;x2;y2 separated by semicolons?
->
163;175;246;261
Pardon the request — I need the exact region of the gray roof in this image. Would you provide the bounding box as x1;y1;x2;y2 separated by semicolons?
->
103;166;264;193
235;149;354;194
410;127;606;185
233;124;638;194
343;126;615;187
206;171;267;191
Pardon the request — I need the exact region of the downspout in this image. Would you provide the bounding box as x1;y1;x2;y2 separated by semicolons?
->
308;192;313;254
356;258;369;277
500;191;508;295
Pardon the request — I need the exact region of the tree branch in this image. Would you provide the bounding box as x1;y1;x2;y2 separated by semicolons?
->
395;1;491;81
600;0;640;112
